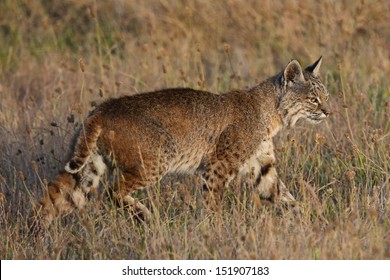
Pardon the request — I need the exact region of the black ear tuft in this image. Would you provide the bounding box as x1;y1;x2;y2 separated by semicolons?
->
305;56;323;76
284;60;305;84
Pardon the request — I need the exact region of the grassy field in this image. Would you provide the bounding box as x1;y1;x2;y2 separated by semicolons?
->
0;0;389;259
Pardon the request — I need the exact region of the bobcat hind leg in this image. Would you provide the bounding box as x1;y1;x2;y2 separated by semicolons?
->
114;166;166;222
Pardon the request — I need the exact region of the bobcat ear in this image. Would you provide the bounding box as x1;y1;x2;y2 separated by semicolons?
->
284;60;305;85
305;56;322;76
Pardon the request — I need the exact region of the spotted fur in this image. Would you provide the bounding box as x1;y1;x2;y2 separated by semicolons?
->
33;57;330;229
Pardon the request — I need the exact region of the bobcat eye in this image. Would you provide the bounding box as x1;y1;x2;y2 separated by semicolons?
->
309;97;319;104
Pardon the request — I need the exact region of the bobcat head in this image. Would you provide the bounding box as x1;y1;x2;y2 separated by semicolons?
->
279;56;331;127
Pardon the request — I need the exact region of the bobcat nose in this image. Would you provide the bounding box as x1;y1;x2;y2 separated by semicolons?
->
321;108;331;117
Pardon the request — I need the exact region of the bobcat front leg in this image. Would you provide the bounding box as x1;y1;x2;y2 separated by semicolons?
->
277;178;296;203
256;163;295;203
201;126;250;208
202;159;238;207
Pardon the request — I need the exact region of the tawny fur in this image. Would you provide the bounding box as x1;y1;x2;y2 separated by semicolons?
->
33;57;330;229
33;172;79;227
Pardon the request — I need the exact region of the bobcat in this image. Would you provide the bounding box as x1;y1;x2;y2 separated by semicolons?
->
33;57;330;227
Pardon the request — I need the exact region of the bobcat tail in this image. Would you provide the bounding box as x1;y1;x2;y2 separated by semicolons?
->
29;171;84;235
65;116;102;174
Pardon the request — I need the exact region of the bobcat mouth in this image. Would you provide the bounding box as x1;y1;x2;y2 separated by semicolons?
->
308;113;327;123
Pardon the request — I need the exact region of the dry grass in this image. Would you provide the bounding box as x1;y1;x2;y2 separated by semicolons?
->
0;0;389;259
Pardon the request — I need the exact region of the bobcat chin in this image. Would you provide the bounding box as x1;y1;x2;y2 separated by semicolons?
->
32;56;330;229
